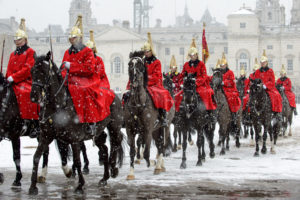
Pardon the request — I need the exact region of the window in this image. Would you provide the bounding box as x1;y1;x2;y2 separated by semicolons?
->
165;48;170;55
287;59;293;71
179;47;184;55
113;57;121;74
287;45;293;49
240;53;247;59
267;45;273;50
268;12;272;20
240;62;247;70
240;23;246;28
224;47;228;54
268;59;273;68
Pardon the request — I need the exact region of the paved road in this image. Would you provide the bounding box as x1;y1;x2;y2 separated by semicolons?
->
0;170;300;199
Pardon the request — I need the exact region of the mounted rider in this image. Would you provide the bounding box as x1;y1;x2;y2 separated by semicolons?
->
238;66;249;96
254;50;282;118
276;65;297;115
5;18;39;138
86;30;110;89
218;53;241;122
61;15;115;133
175;38;217;119
243;58;260;112
168;55;181;95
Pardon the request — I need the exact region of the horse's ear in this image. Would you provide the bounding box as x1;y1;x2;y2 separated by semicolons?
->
46;51;51;61
129;52;133;59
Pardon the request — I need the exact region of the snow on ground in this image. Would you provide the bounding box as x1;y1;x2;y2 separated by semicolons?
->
0;111;300;188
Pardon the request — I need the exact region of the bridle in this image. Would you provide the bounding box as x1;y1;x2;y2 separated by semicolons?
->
31;60;69;123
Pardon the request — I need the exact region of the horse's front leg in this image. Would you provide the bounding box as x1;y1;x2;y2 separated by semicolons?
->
56;140;73;178
196;129;203;166
261;124;268;154
0;172;3;185
95;133;109;186
180;131;188;169
38;143;49;183
253;123;260;157
126;129;136;180
29;137;53;195
153;129;164;175
173;126;178;152
72;143;85;194
80;142;89;175
11;138;22;187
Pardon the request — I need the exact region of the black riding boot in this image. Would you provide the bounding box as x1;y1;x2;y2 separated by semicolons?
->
159;109;168;127
294;108;298;116
21;119;31;136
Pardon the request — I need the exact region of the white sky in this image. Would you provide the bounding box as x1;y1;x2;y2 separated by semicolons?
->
0;0;293;32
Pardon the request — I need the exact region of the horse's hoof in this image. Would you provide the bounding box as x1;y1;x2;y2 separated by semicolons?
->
226;146;230;151
150;160;156;167
261;148;267;154
254;152;259;157
12;180;21;187
126;175;135;180
196;160;202;166
210;152;215;159
65;169;73;178
161;167;166;173
0;173;3;185
154;168;161;175
217;141;221;146
220;150;225;156
172;148;177;153
111;168;119;178
180;162;186;169
98;179;107;187
283;135;288;138
270;148;276;154
74;186;84;194
28;186;38;195
37;176;46;183
189;140;194;146
288;133;292;137
83;167;89;175
177;145;182;150
135;160;141;165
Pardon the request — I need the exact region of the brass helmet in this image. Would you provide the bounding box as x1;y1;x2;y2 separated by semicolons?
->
14;18;27;40
260;49;268;63
188;38;198;56
214;59;221;69
169;55;177;69
69;15;83;38
142;32;156;56
253;58;260;71
240;65;246;76
86;30;97;53
280;64;287;76
220;52;227;66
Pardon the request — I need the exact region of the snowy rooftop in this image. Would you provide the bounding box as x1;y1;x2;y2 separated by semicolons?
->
230;8;255;16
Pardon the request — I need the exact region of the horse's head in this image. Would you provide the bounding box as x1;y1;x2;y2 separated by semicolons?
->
183;72;197;106
250;78;264;95
212;68;224;90
30;51;52;104
163;73;173;92
128;51;147;89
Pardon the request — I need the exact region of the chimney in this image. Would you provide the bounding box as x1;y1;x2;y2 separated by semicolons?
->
122;20;130;29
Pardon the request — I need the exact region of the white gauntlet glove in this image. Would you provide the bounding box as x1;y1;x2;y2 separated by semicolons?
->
7;76;14;83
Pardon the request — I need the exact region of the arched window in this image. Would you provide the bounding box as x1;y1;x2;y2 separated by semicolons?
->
237;52;249;71
113;57;121;74
240;53;247;59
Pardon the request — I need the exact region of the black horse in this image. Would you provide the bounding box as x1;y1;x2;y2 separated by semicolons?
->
124;51;175;180
0;72;59;186
236;76;255;141
179;72;215;169
162;73;194;153
276;84;293;137
249;79;280;156
28;53;124;195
